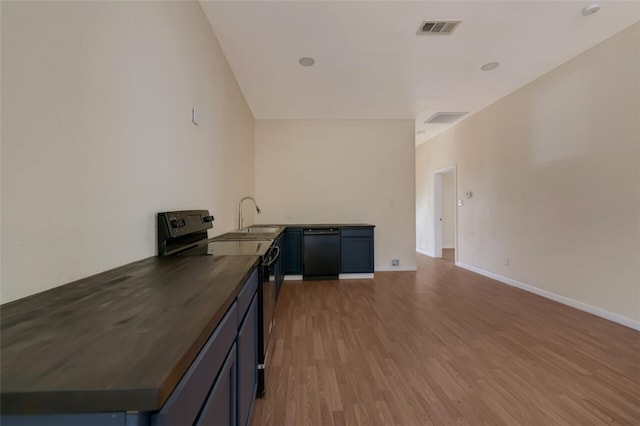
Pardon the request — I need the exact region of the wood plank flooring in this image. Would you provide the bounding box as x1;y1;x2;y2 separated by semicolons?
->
251;253;640;425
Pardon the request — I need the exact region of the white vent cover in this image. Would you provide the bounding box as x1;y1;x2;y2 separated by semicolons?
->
425;112;468;124
418;20;461;35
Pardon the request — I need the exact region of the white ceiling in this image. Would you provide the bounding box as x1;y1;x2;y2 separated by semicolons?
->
200;1;640;144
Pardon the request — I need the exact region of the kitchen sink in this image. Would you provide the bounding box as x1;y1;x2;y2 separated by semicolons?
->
235;227;279;233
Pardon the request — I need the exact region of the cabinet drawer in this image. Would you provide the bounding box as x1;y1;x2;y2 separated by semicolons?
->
341;228;373;238
237;268;259;324
152;302;238;426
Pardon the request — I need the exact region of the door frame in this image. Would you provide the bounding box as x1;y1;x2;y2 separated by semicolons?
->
433;165;457;261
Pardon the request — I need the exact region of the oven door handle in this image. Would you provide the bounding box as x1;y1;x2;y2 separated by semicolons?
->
262;245;280;267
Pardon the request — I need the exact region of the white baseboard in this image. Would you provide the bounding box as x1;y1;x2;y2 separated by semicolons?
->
284;274;376;280
283;275;303;281
416;248;434;257
442;245;455;249
455;261;640;332
375;266;417;272
285;266;417;280
339;273;374;279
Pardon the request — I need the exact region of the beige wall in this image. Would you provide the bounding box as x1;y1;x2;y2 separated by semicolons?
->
442;171;455;249
1;1;255;303
255;120;416;271
416;24;640;323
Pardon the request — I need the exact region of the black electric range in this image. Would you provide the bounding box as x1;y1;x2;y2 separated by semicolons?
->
157;210;279;397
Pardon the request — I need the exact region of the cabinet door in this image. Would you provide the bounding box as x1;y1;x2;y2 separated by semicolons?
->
237;295;258;426
340;237;374;273
196;344;237;426
283;229;302;275
152;303;238;426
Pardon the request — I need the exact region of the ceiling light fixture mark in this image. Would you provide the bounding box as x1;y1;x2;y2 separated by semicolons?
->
481;61;500;71
582;3;601;15
298;57;315;67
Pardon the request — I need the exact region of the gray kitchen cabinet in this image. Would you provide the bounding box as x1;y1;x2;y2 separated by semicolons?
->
196;344;236;426
236;295;258;426
283;228;303;275
340;227;374;273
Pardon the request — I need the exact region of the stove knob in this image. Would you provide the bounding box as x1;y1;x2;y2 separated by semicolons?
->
171;219;186;228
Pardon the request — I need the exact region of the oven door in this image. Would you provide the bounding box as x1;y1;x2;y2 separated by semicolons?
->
258;244;279;396
261;245;279;354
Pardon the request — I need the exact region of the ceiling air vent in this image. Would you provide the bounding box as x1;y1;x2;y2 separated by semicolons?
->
418;20;461;35
425;112;468;124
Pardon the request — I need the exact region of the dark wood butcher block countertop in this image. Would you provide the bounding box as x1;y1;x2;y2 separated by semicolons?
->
257;223;375;229
211;224;374;242
212;225;286;241
0;255;260;415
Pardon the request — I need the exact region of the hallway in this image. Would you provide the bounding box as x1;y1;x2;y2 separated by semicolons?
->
441;248;455;263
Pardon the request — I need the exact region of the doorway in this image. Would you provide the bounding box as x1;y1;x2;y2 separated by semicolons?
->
433;166;457;262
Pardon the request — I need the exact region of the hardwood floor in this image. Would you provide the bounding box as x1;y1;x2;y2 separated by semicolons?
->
442;248;455;263
251;254;640;425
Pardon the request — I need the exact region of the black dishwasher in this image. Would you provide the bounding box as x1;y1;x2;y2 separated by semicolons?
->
303;228;340;280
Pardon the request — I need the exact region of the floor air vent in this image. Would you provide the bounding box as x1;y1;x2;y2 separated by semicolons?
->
418;20;461;35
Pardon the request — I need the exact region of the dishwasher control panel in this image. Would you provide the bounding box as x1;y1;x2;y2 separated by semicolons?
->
303;228;339;235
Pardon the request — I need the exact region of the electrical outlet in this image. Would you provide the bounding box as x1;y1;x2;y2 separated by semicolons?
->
392;259;399;266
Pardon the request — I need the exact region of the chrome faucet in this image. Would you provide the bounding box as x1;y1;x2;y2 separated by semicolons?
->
238;196;262;230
